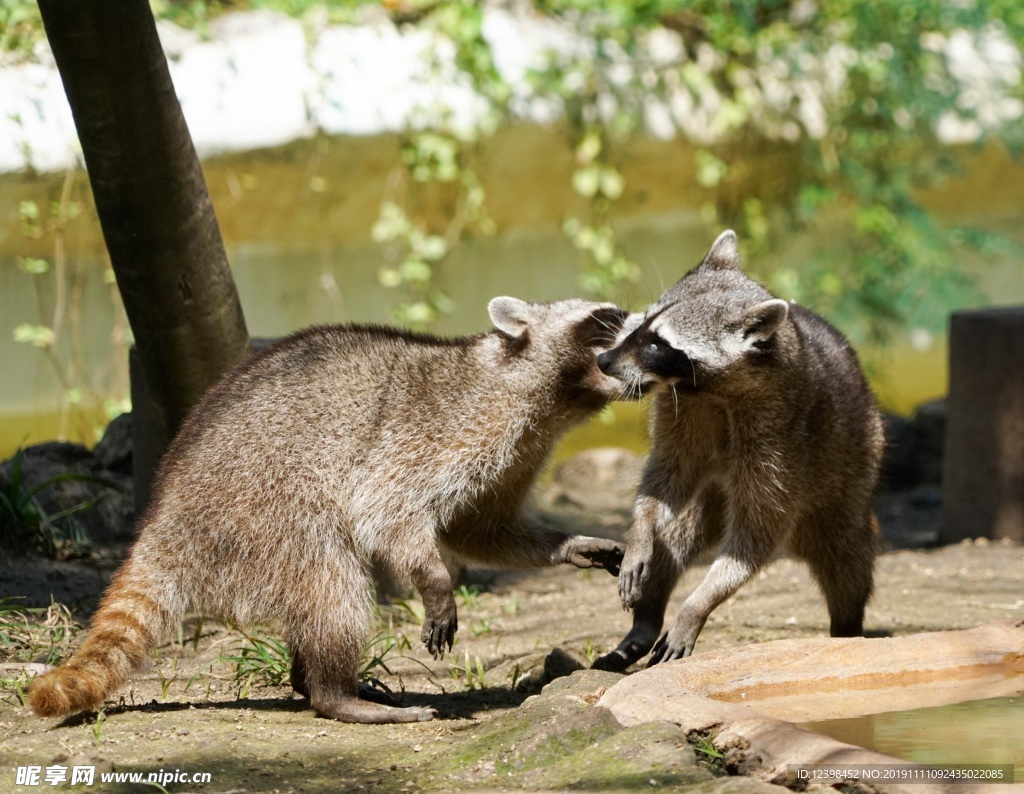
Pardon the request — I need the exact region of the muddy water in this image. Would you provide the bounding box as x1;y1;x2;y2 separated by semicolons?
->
3;135;1023;457
804;696;1023;780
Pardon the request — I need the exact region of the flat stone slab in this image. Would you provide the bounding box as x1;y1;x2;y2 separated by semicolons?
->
599;620;1024;792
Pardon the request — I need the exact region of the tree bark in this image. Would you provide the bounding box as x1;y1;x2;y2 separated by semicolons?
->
37;0;251;495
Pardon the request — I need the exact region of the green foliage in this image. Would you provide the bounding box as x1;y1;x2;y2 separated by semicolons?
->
689;730;726;774
449;649;487;690
528;0;1024;342
360;624;412;686
11;181;132;442
226;629;291;696
454;583;483;609
8;0;1022;341
0;1;43;61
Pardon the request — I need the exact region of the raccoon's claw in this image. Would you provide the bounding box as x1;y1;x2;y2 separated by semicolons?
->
618;559;648;609
564;537;625;575
422;616;457;660
646;631;694;666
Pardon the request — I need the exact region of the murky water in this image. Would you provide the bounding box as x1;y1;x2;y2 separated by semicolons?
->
3;138;1023;457
804;696;1023;781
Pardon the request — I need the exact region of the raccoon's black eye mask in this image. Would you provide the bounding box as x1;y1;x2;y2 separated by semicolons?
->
636;330;695;383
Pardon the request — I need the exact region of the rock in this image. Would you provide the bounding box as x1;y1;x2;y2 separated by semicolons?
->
599;620;1023;724
426;668;778;791
910;398;946;486
879;412;916;490
93;412;133;475
874;489;942;549
543;646;585;681
599;621;1024;792
0;435;135;550
880;402;946;491
538;667;622;699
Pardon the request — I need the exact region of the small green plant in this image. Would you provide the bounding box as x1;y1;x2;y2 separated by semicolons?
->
470;617;491;637
226;629;291;698
689;731;726;775
454;584;482;609
90;708;106;742
182;667;207;696
383;595;425;626
156;653;179;701
507;662;522;691
0;597;79;667
1;670;32;706
583;638;598;664
501;594;519;618
448;650;486;690
359;624;409;686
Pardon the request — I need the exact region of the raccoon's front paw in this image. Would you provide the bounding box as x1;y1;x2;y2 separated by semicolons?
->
618;554;650;609
421;611;458;660
646;624;699;666
563;537;624;576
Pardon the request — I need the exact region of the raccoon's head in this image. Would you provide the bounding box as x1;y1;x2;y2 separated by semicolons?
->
597;230;790;396
487;296;629;407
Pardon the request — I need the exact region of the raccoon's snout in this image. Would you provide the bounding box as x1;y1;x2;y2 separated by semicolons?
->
597;350;615;374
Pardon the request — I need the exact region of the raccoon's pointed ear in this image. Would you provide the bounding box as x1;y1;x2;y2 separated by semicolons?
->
488;296;532;337
700;229;741;271
741;299;789;347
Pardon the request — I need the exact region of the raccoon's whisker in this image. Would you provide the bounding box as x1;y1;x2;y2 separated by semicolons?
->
649;259;665;297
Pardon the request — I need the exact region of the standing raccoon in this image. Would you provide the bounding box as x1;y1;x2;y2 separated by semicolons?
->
29;297;627;724
593;231;883;671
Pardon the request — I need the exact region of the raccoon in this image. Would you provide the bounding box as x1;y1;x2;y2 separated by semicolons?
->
593;231;883;671
29;297;627;724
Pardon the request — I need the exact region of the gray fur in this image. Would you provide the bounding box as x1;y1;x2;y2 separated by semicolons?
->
30;298;627;723
593;231;883;670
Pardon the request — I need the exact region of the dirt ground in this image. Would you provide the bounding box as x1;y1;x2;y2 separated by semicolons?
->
1;489;1023;793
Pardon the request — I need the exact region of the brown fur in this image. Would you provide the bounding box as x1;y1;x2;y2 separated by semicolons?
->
592;232;883;671
29;297;627;723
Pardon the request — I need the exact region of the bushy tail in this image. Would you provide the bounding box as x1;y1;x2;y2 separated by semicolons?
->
29;565;174;718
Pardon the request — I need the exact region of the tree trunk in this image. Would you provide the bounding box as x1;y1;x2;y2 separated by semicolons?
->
37;0;251;501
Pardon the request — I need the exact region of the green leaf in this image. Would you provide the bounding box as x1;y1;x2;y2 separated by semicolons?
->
16;257;49;275
13;324;55;349
572;165;602;198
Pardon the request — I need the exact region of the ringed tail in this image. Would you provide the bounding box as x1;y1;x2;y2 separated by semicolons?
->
28;566;173;718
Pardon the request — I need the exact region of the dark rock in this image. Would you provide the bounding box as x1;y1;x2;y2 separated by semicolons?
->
879;412;917;490
909;484;942;509
0;434;135;551
880;401;946;492
428;669;727;791
94;412;133;475
875;490;941;549
543;646;585;682
910;399;946;486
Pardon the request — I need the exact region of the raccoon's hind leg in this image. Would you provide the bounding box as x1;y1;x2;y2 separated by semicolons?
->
290;563;436;724
792;509;876;637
